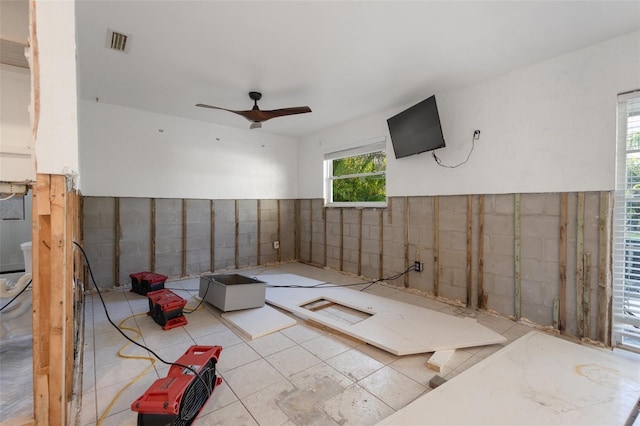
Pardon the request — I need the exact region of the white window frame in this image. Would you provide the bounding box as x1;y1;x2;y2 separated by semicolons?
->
324;138;387;208
612;90;640;350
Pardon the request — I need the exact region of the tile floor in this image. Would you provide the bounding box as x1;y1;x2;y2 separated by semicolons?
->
79;263;534;425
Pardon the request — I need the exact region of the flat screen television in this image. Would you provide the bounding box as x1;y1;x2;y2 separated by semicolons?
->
387;95;445;159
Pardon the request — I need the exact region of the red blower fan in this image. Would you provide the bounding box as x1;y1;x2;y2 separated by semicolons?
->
132;345;223;426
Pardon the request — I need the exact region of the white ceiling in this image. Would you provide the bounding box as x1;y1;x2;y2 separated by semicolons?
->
75;1;640;137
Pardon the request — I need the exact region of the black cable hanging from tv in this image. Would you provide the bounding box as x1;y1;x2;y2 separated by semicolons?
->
432;130;480;169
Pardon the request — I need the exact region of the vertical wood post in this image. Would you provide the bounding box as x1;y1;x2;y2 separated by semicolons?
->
576;192;585;337
33;174;73;425
583;252;592;338
210;200;215;272
339;208;344;271
277;199;281;263
514;193;521;320
150;198;156;272
257;199;262;265
358;208;363;276
404;197;409;288
559;193;568;331
309;199;313;263
597;191;612;345
323;206;327;266
379;209;384;280
466;195;473;307
181;199;187;277
235;199;239;269
114;197;120;285
478;195;486;309
433;196;440;297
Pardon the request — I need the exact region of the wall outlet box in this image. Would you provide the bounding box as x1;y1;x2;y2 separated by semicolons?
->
414;261;423;272
273;241;280;249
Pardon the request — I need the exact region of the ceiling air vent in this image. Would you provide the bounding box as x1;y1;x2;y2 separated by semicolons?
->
106;29;129;53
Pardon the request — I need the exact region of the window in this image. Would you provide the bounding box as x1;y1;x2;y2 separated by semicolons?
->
324;139;386;207
613;91;640;350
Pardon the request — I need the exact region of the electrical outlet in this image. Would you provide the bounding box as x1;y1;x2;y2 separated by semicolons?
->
473;130;481;140
273;241;280;249
414;261;423;272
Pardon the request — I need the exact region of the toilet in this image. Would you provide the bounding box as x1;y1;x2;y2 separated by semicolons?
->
0;241;33;342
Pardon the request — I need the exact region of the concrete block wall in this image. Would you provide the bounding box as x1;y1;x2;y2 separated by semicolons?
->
298;191;610;342
119;198;151;283
83;197;116;287
82;196;297;288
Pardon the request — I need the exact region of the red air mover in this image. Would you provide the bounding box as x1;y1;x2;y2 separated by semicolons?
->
132;345;223;426
147;289;188;330
130;272;168;296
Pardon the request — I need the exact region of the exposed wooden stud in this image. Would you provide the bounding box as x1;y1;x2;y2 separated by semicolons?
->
235;199;239;270
466;195;473;307
478;195;486;309
257;199;262;265
150;198;156;272
404;197;410;288
358;208;363;276
340;208;344;271
210;200;215;272
181;199;187;277
114;197;120;285
576;192;585;337
32;176;50;425
294;199;300;260
33;174;70;424
379;209;384;280
388;196;393;224
309;199;313;263
583;252;592;339
597;191;612;345
514;193;521;320
553;300;560;330
433;196;440;297
559;193;568;331
65;186;75;400
277;199;281;263
323;205;327;266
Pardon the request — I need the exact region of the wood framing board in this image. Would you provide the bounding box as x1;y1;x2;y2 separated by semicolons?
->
221;305;296;339
427;349;456;373
377;331;640;426
258;274;506;356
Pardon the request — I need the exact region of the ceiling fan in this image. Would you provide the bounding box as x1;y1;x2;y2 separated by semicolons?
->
196;91;312;129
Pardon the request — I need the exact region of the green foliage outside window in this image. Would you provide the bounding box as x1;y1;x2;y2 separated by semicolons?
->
332;151;386;202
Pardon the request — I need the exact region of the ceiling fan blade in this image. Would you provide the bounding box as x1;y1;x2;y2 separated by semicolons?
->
245;106;312;123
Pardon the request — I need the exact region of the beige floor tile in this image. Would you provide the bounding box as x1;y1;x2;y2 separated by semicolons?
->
142;326;193;350
288;362;354;390
222;358;286;399
79;392;96;426
358;366;427;410
266;345;322;378
280;323;325;343
326;348;385;381
248;332;297;357
96;371;157;421
216;342;261;373
275;377;343;426
300;334;352;360
199;378;239;417
99;408;138;426
193;327;243;348
198;400;259;426
94;358;157;391
322;384;394;425
389;353;436;386
242;379;296;426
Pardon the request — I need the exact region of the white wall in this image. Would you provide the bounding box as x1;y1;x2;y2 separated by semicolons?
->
78;101;299;199
33;0;79;176
298;31;640;198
